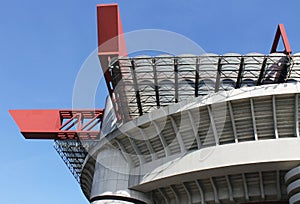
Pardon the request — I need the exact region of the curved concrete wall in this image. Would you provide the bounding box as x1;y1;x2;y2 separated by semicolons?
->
90;146;151;204
285;166;300;203
81;83;300;203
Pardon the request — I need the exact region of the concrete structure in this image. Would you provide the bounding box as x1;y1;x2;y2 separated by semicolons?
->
10;3;300;204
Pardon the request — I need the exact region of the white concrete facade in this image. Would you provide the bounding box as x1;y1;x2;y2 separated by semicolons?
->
81;82;300;203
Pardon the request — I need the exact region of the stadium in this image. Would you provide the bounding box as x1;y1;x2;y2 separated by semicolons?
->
10;3;300;204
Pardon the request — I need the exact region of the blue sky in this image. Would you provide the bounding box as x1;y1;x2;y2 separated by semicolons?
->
1;0;300;203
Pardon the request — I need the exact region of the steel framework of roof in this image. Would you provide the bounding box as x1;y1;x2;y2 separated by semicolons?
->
111;53;300;119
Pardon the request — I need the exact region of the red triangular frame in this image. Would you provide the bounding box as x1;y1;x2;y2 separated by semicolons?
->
270;24;292;55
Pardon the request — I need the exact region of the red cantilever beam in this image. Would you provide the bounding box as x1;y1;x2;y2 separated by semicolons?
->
9;109;104;140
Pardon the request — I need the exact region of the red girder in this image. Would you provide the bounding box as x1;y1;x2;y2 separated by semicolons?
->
97;4;129;122
9;109;104;140
271;24;292;55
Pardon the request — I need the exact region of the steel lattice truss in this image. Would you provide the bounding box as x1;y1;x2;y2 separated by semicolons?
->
9;109;103;182
110;53;300;119
54;140;88;182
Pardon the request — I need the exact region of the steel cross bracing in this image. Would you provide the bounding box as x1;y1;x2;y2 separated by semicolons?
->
96;15;294;123
10;109;104;182
111;53;294;119
54;140;88;182
58;110;103;140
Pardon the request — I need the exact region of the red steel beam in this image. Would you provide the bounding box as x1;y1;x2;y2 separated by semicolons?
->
9;109;104;140
271;24;292;55
97;4;129;122
97;4;127;56
97;3;127;91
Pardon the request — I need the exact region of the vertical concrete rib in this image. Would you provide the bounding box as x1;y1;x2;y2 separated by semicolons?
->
170;185;180;204
207;105;219;145
250;98;258;141
225;175;234;202
295;93;299;137
169;115;186;153
259;171;265;199
195;180;205;204
210;178;220;204
158;188;169;204
138;128;157;161
228;101;238;143
127;135;145;165
153;120;170;157
187;110;202;149
242;173;249;201
272;95;279;139
114;138;133;166
276;170;281;200
182;182;192;204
